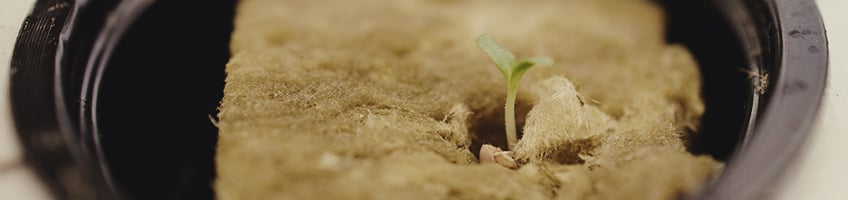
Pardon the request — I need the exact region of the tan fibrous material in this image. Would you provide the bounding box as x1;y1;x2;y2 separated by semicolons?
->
216;0;721;199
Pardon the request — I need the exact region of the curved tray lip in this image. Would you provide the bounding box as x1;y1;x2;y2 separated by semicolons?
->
75;0;153;198
699;0;828;199
9;0;152;199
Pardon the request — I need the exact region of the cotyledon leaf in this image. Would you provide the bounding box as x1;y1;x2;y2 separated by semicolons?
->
476;34;517;77
511;56;554;81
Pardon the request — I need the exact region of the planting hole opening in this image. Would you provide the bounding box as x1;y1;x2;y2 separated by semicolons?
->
467;99;533;158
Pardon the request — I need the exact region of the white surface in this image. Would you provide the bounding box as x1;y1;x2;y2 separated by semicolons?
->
776;0;848;199
0;167;53;200
0;0;52;199
0;0;31;168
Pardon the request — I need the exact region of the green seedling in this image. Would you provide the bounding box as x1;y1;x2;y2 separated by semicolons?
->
476;34;553;150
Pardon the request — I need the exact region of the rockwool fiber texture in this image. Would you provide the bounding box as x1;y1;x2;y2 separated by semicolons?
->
216;0;722;199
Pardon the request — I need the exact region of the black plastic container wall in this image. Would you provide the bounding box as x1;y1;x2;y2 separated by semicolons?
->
3;0;827;199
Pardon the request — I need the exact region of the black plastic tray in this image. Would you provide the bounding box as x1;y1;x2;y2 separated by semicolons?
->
8;0;827;199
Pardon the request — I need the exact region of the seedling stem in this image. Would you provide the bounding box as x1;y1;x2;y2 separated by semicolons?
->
476;34;553;150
